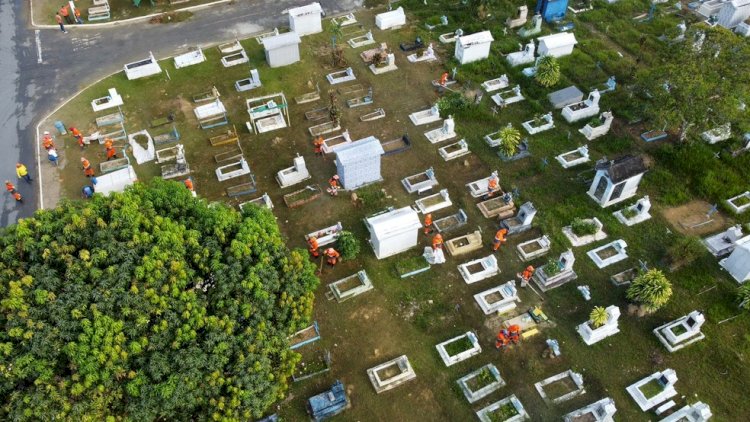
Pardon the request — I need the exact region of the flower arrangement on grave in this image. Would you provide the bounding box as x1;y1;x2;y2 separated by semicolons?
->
626;269;672;315
620;206;638;219
570;218;598;237
337;231;360;260
535;55;560;88
543;258;561;276
589;306;609;328
587;116;604;128
498;124;521;158
531;114;547;127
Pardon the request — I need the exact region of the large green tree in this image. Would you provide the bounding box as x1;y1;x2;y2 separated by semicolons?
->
0;180;318;420
635;26;750;142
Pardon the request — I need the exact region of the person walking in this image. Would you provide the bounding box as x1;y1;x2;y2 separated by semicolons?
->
70;127;84;149
60;5;73;24
55;13;67;33
16;163;32;183
42;131;55;150
423;213;433;235
13;191;23;204
5;180;16;193
492;228;508;251
81;157;95;178
105;145;117;161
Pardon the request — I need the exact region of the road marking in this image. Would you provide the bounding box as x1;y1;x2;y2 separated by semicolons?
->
35;30;42;64
70;33;102;52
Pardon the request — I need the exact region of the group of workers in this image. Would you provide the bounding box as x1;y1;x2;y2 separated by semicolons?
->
307;236;341;267
6;163;33;204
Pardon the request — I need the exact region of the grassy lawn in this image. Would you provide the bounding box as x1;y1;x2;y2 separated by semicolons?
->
43;3;750;421
33;0;213;25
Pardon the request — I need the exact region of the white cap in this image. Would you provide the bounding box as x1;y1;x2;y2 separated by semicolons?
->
43;131;50;135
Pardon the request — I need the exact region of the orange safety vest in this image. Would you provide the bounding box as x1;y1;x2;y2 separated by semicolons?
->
6;182;15;192
308;237;319;250
494;229;507;242
424;214;432;226
184;179;194;191
432;235;443;249
81;159;90;169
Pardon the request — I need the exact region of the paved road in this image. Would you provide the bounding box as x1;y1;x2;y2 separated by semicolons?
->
0;0;361;226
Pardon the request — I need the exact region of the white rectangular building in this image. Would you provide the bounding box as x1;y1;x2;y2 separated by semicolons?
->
263;32;302;68
537;32;577;57
365;207;422;259
588;155;647;208
334;136;384;190
718;0;750;29
455;31;494;64
288;3;324;36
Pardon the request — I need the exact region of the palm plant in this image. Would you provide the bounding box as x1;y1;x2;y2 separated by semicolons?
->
626;269;673;313
589;306;609;328
535;55;561;88
498;124;521;157
738;285;750;310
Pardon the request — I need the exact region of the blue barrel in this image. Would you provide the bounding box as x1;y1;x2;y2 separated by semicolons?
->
54;121;67;135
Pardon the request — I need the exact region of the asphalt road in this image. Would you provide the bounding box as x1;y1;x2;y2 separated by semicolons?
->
0;0;361;226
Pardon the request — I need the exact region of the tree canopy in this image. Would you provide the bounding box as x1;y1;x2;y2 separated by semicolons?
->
635;26;750;141
0;180;319;421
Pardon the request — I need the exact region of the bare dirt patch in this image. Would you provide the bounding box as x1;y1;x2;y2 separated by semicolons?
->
662;200;731;236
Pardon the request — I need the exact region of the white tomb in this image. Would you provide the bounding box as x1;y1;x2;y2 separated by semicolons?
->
127;130;155;164
402;167;439;194
500;202;537;234
305;222;343;247
659;402;712;422
717;0;750;29
326;67;356;84
375;7;406;30
626;369;679;411
457;364;506;403
173;47;206;69
215;158;251;182
439;28;463;44
726;191;750;213
194;99;227;127
370;53;398;74
720;237;750;283
367;355;416;394
506;41;536;66
455;31;494;64
587;239;628;268
218;39;243;54
409;104;442;126
588;155;647;208
407;43;437;63
96;165;137;196
415;189;452;214
491;85;525;106
335;136;384;190
321;130;352;154
537;32;578;57
481;75;510;92
613;196;653;226
348;31;375;48
474;281;519;315
458;255;499;284
556;145;590;168
564;397;617;422
579;111;614;140
445;230;482;256
435;331;482;366
484;130;503;147
288;3;323;36
247;96;288;133
517;235;551;261
276;154;311;188
235;69;262;92
535;370;586;404
221;49;249;67
577;305;621;345
562;90;601;123
439;139;470;161
434;209;468;233
522;112;555;134
653;311;706;352
331;13;357;27
155;143;184;163
703;225;745;257
263;32;302;68
466;171;499;198
519;14;543;37
365;207;422;259
701;123;731;144
506;5;528;28
425;116;457;144
123;52;162;80
562;217;607;247
240;193;274;211
91;88;123;112
329;270;374;302
476;395;529;422
533;249;577;291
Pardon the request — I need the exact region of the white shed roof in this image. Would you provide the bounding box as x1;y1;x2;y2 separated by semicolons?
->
729;0;750;9
458;31;494;47
288;2;323;17
263;32;302;50
722;239;750;282
538;32;578;49
335;136;384;165
367;207;422;238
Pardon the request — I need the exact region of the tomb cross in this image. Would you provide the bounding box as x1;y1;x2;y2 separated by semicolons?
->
541;157;549;167
707;204;718;217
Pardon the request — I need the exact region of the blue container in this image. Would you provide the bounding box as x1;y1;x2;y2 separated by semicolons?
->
536;0;568;22
54;121;67;135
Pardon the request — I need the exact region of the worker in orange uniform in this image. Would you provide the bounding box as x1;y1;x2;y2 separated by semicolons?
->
492;228;508;251
81;157;95;178
5;180;15;193
484;174;500;199
325;247;340;266
308;236;320;258
13;191;23;204
495;330;510;350
313;136;324;156
106;145;118;161
184;179;194;191
70;127;84;149
327;174;340;196
42;131;55;150
423;213;433;235
439;72;449;87
518;265;535;288
432;233;444;250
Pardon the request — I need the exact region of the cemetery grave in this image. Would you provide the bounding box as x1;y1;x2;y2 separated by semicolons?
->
43;4;750;420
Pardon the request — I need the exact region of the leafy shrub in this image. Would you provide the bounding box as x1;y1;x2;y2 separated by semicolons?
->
589;306;609;328
571;218;598;236
337;231;360;260
498;124;522;157
436;91;471;117
626;269;673;312
535;55;561;87
738;285;750;310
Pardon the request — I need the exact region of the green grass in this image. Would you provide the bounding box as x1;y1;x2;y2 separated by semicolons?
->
490;402;519;421
395;255;430;277
443;336;474;357
638;378;664;400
